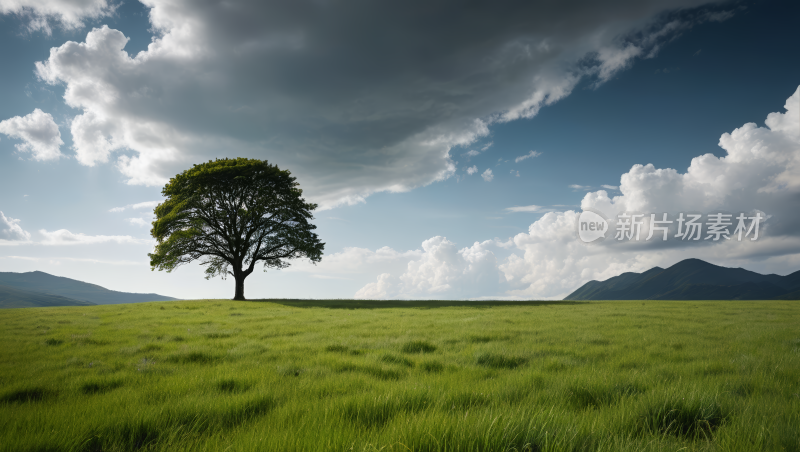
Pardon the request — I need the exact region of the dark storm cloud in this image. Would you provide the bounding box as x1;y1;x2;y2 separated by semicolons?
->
33;0;729;207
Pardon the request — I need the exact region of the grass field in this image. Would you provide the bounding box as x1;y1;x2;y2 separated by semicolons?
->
0;299;798;451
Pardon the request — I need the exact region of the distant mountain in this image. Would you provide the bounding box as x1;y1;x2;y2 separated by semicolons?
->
0;284;96;309
565;258;800;300
0;271;179;307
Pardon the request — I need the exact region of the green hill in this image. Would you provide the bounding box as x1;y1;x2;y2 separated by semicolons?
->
0;271;178;306
0;284;95;308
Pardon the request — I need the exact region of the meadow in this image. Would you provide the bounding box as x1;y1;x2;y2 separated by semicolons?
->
0;298;798;451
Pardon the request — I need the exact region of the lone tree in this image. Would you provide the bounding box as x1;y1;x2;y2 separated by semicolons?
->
149;158;324;300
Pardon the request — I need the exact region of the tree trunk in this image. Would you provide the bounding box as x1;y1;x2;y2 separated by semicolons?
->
233;273;246;300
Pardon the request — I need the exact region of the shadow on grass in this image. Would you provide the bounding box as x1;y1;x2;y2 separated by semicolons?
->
247;299;587;310
77;395;279;452
0;387;51;403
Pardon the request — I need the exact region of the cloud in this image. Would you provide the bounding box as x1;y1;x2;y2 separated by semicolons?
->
466;165;478;175
132;201;159;210
311;274;351;280
355;238;502;299
0;211;32;243
515;150;542;163
702;10;735;22
582;86;800;225
594;44;642;84
601;184;619;190
289;245;422;276
352;85;800;300
461;142;494;159
0;108;63;160
1;212;151;247
505;205;543;213
39;229;150;245
1;255;143;265
126;218;150;227
569;184;590;190
354;273;393;299
109;200;161;213
503;85;800;298
481;168;494;182
511;170;520;177
352;225;662;300
30;0;726;209
0;0;115;34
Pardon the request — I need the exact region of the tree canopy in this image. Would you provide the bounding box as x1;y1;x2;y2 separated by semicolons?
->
149;158;324;300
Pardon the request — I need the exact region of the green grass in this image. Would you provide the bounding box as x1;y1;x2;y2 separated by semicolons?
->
0;299;798;451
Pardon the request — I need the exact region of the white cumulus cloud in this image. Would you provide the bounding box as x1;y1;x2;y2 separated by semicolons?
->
0;211;32;243
466;165;478;175
0;0;115;34
481;168;494;182
354;273;394;299
356;238;502;299
0;108;63;161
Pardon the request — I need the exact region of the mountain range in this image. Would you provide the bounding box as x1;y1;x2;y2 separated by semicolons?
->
0;271;178;309
565;258;800;300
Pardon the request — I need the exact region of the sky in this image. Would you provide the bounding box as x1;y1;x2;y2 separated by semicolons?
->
0;0;798;300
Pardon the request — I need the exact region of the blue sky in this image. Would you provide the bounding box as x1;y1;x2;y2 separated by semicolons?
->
1;0;798;300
